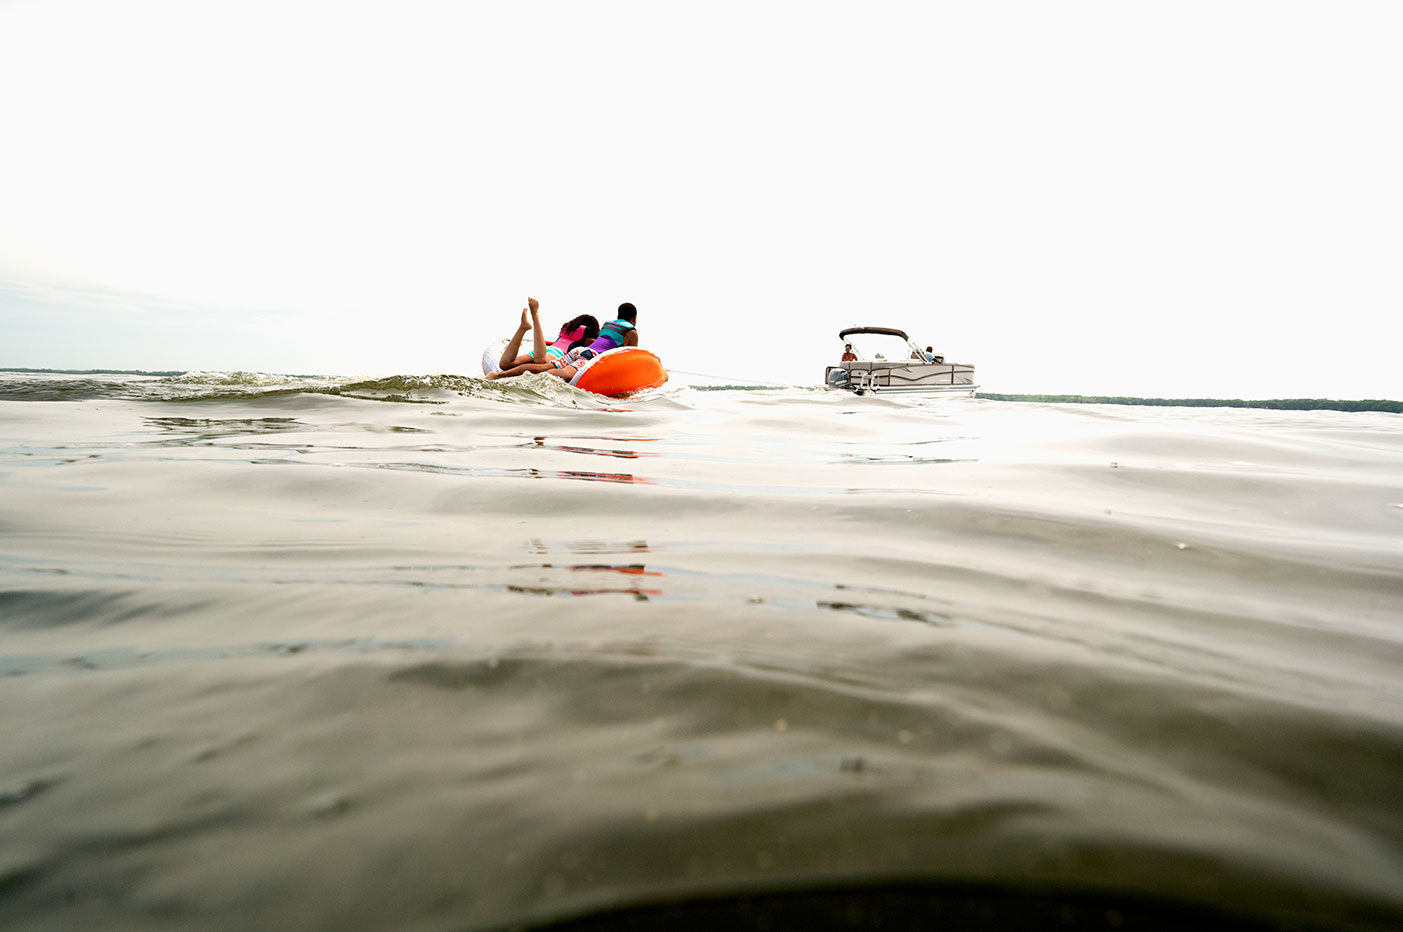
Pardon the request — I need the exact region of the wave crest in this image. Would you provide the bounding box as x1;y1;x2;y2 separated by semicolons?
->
0;370;670;406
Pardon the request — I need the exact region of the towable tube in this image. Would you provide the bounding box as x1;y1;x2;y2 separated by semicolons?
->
570;347;667;396
481;341;667;397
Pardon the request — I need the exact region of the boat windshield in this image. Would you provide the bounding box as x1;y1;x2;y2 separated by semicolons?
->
841;331;924;362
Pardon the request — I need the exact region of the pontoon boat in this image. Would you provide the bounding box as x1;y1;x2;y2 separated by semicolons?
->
825;327;977;396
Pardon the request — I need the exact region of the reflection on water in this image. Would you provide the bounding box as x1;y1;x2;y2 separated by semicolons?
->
144;416;430;445
529;436;661;459
512;540;663;597
144;416;305;440
320;461;656;485
508;563;664;599
557;469;649;485
528;539;654;556
838;453;970;465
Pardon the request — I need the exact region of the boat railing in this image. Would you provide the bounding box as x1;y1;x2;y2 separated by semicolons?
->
832;361;973;386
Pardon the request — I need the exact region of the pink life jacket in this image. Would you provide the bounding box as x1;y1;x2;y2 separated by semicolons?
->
549;325;586;355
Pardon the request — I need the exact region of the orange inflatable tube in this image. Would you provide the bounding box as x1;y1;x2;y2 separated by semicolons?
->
572;347;668;397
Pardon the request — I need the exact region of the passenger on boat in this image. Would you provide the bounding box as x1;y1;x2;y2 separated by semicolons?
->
841;344;857;362
488;303;640;382
496;299;600;371
924;346;944;363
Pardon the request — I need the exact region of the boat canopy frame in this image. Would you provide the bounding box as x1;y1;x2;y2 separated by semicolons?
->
839;326;931;361
839;327;911;341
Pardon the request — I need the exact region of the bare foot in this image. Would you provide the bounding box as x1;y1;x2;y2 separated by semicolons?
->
528;297;539;313
518;308;530;331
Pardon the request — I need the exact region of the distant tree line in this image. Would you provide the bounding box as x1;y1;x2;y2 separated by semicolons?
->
1;367;185;377
975;394;1402;414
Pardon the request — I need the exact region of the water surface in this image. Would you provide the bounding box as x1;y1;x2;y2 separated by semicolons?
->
2;370;1401;930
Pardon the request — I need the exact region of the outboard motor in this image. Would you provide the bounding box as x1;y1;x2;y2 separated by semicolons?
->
826;368;849;388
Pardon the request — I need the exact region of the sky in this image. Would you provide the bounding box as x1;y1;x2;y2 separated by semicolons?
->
1;0;1399;398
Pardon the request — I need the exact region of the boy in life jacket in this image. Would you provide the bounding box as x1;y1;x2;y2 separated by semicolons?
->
488;303;638;382
496;298;600;371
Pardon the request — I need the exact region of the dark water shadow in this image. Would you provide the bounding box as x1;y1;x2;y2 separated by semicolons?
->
0;636;454;677
511;881;1330;931
818;599;958;628
816;582;977;631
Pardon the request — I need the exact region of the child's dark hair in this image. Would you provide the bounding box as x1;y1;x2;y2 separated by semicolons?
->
617;302;637;323
564;314;599;349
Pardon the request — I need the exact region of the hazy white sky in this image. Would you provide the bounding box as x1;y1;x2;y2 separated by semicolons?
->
1;0;1399;397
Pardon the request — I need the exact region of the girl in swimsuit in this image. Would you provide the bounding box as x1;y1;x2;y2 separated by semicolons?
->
495;298;600;371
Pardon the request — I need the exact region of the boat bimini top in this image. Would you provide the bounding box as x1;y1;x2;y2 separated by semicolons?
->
839;327;912;341
839;327;929;361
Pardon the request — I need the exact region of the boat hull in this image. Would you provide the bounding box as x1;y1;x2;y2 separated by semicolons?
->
825;362;977;396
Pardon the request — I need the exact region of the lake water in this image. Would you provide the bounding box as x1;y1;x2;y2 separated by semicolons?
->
2;370;1401;930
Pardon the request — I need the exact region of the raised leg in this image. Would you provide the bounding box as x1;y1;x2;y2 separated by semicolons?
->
526;298;548;361
497;305;532;370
